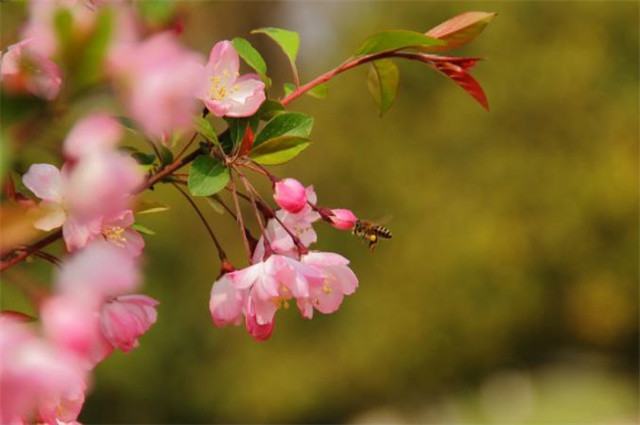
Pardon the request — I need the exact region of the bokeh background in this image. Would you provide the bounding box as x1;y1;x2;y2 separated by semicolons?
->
1;1;638;423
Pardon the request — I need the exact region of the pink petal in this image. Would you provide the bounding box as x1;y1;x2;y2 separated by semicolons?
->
22;163;63;203
63;113;123;160
209;275;245;327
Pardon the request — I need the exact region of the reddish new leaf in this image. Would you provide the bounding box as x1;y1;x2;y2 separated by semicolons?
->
237;124;255;157
423;11;496;52
432;61;489;111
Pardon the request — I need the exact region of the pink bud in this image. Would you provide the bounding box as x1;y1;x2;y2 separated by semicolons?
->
273;178;307;213
329;209;357;230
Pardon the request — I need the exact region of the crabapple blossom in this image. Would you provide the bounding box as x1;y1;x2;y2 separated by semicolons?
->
209;274;246;327
0;317;88;425
273;178;307;213
110;32;205;140
0;38;62;100
56;241;140;299
328;208;358;230
198;40;266;118
253;185;320;261
99;295;159;353
63;113;123;160
297;252;359;319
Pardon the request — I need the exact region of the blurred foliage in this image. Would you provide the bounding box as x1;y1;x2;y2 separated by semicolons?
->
1;1;638;423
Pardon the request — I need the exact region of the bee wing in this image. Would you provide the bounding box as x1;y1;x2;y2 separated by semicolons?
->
370;214;393;225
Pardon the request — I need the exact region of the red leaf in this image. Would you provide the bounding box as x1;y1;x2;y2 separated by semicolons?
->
433;61;490;111
237;124;255;156
424;11;496;52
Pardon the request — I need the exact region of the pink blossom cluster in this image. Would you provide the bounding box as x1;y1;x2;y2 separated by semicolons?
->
211;179;359;341
1;0;367;421
1;242;158;424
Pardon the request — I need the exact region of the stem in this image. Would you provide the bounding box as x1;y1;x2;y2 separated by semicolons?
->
171;183;226;261
211;194;259;248
236;171;270;253
0;230;62;272
228;172;253;261
240;175;308;256
281;50;418;106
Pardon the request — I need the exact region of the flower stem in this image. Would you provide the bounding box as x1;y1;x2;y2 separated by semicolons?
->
171;182;227;261
228;172;253;262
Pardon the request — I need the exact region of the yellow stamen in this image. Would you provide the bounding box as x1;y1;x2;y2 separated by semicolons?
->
103;226;127;248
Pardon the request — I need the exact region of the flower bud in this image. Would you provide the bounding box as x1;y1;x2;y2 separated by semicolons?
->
329;209;357;230
273;178;307;213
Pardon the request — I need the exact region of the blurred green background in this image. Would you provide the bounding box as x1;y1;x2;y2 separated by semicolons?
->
1;1;638;423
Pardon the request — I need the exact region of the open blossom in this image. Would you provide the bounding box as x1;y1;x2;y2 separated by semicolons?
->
22;0;139;59
1;38;62;100
43;243;157;367
209;274;245;327
0;317;88;425
198;40;265;117
99;295;159;353
22;114;144;252
274;178;307;213
110;32;205;140
297;252;359;319
328;208;358;230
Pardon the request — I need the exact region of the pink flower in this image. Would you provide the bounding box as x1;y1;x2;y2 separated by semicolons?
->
297;252;359;319
328;209;357;230
99;295;159;353
22;153;143;250
232;255;324;327
198;40;265;117
56;241;140;299
63;113;123;160
40;295;111;366
254;186;320;261
244;298;274;341
0;318;88;425
209;274;246;327
1;38;62;100
64;210;145;257
110;32;205;140
274;178;308;213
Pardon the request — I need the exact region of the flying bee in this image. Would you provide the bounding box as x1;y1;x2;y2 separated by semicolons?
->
352;217;392;252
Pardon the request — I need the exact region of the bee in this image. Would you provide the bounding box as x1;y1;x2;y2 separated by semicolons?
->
352;218;392;252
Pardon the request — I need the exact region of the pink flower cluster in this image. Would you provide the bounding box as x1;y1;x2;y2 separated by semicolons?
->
210;180;359;341
22;113;144;254
1;242;158;424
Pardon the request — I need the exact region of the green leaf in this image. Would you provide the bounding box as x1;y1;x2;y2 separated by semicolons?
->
131;223;156;235
116;116;138;132
137;200;170;215
254;112;313;146
188;155;230;196
367;59;400;116
307;83;328;99
224;116;260;150
424;11;496;52
354;30;443;56
131;151;156;165
232;37;267;76
194;116;219;147
76;8;114;88
251;27;299;75
157;145;174;166
206;197;226;214
257;100;284;120
283;83;327;99
283;83;295;97
136;0;176;26
249;136;310;165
